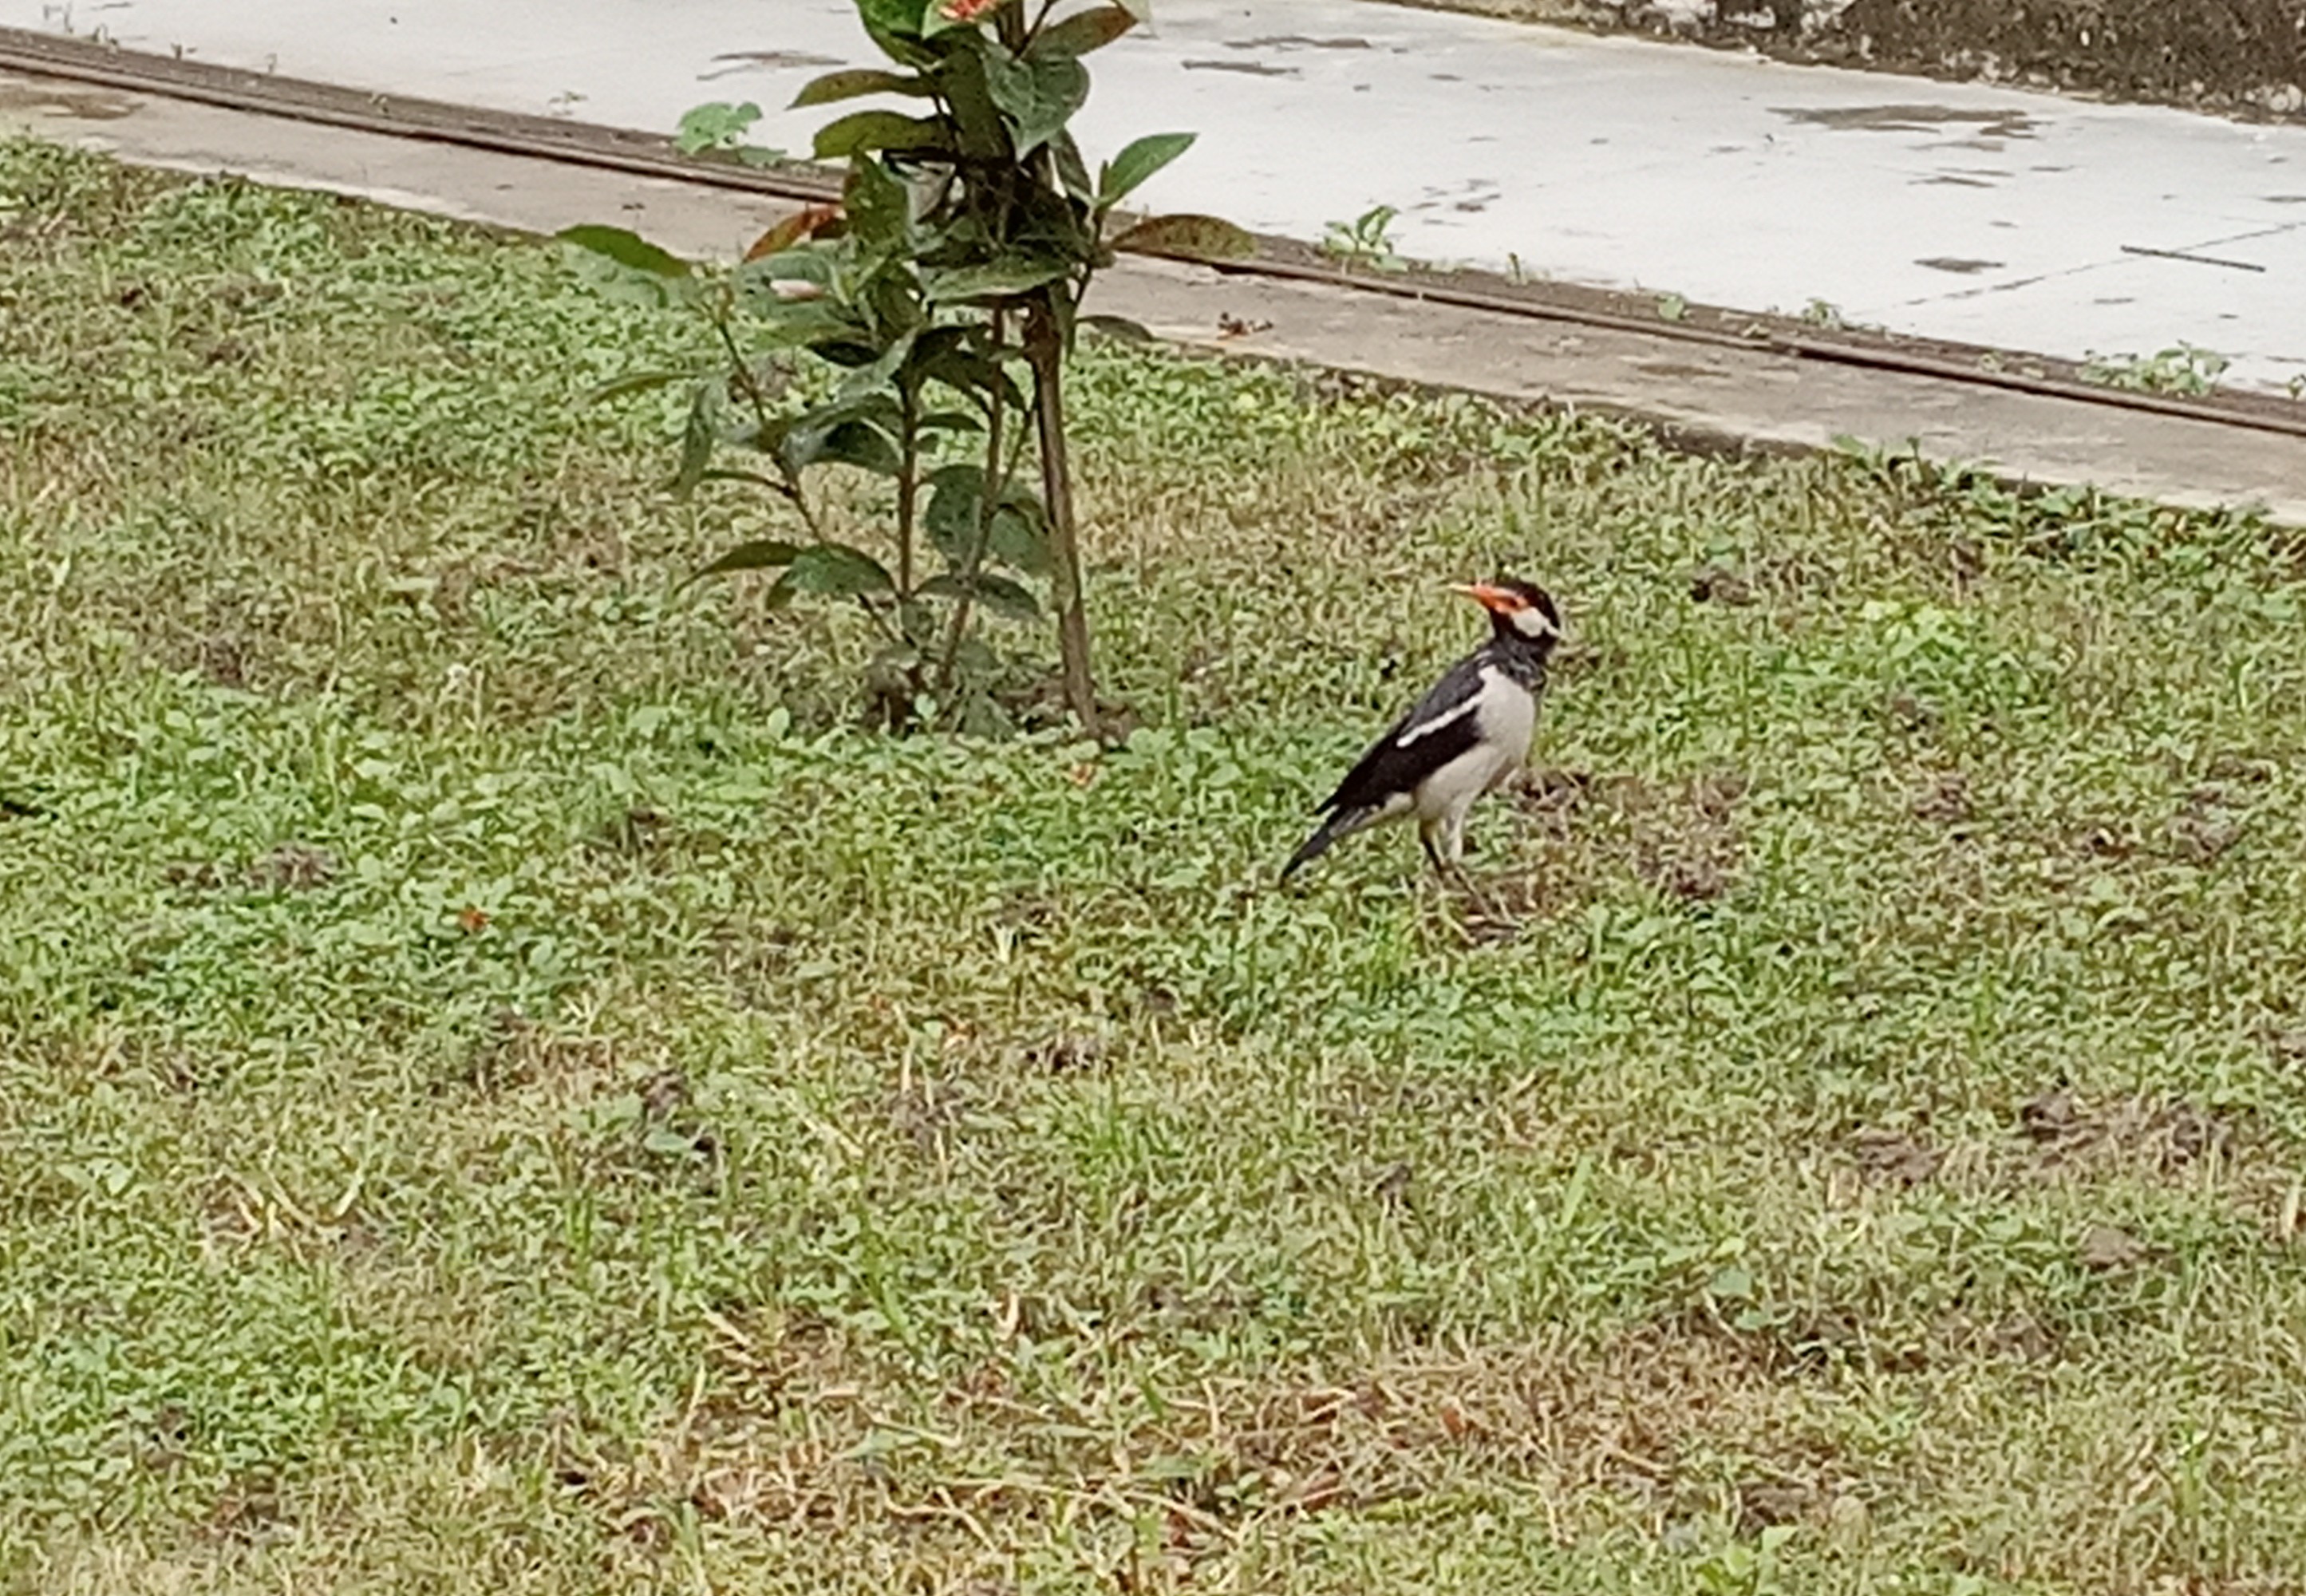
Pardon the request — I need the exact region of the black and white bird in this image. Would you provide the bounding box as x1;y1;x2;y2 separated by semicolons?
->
1283;579;1563;880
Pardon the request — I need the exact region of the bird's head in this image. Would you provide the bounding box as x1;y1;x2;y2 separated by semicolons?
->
1452;579;1563;651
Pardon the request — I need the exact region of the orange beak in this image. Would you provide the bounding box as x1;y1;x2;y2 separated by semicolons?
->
1449;582;1523;614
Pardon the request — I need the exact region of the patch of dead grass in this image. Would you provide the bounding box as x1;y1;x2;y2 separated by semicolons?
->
576;1321;1856;1569
1462;766;1748;936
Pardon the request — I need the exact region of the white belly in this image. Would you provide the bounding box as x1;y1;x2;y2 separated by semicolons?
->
1412;679;1534;823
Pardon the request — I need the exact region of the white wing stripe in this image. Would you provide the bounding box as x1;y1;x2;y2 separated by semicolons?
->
1396;666;1497;747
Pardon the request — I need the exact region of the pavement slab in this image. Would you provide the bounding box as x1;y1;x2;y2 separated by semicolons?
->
4;0;2303;395
6;62;2301;523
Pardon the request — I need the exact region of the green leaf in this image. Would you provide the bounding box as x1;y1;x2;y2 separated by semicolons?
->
854;0;936;62
694;468;797;496
675;101;764;154
732;254;871;344
689;539;806;583
556;225;692;278
734;251;863;344
981;49;1088;156
865;263;934;343
914;340;1028;411
904;322;973;365
760;302;874;354
988;500;1050;575
772;392;904;477
934;36;1011;159
813;420;904;476
1099;131;1194;204
643;1127;708;1158
557;227;696;309
923;255;1072;303
1025;176;1099;247
792;68;930;108
1029;4;1138;57
1048;128;1096;206
584;369;692;405
736;247;837;292
1109;213;1255;261
924;465;1047;574
813;110;953;160
813;339;896;371
950;635;999;678
784;543;895;597
843;154;912;253
674;383;719;496
924;464;987;563
835;330;918;404
956;689;1015;738
1078;314;1153;343
920;571;1042;622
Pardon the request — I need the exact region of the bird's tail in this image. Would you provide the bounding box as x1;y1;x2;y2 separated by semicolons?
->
1281;810;1356;881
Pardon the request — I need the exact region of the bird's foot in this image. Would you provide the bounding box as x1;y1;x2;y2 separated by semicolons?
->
1450;867;1498;916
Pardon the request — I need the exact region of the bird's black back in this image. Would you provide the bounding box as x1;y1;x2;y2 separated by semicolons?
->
1318;645;1532;817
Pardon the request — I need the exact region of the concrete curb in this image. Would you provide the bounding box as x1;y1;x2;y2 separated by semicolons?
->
3;45;2302;523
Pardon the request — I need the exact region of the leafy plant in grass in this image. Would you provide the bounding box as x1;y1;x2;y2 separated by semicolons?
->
673;101;785;168
2079;343;2229;397
565;0;1250;734
1320;203;1407;272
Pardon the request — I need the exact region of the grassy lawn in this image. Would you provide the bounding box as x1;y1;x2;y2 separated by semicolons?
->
4;136;2306;1594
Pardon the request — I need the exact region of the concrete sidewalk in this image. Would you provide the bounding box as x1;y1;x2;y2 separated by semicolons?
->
6;61;2302;524
4;0;2303;397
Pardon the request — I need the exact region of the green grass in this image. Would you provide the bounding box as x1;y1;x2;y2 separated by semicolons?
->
4;136;2306;1594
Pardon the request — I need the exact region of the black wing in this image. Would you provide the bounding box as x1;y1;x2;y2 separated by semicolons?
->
1317;654;1488;816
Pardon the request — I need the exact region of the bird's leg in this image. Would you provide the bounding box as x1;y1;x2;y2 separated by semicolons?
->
1436;812;1491;907
1439;813;1469;875
1420;826;1447;876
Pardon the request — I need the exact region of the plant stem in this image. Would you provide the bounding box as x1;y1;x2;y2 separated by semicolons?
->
894;378;918;600
715;314;774;438
713;312;832;543
934;320;1009;699
992;0;1099;732
710;302;883;646
1025;293;1098;737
